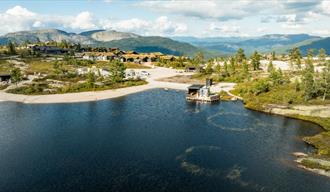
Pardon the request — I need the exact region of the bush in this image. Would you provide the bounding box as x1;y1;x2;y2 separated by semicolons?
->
252;79;270;95
6;83;49;95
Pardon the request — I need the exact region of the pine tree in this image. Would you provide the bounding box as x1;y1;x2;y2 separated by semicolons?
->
302;58;315;101
251;51;260;70
320;62;330;100
205;63;213;74
307;49;315;59
193;52;204;66
269;68;283;85
11;68;22;85
7;40;16;55
223;61;229;77
318;48;327;65
109;60;126;82
267;60;274;73
235;48;246;64
289;47;302;69
271;51;276;60
296;57;301;69
214;64;221;74
87;72;96;89
229;57;236;73
242;59;249;74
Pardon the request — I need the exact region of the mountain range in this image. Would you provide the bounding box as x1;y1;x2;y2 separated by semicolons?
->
0;29;328;57
0;29;202;57
171;34;328;55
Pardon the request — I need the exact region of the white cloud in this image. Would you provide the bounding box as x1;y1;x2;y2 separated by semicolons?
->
0;5;186;36
209;23;240;33
0;6;99;34
70;11;97;30
320;0;330;15
154;16;187;34
281;23;303;30
257;27;267;33
5;5;36;17
201;23;242;37
312;29;330;37
137;0;264;21
0;2;329;37
0;6;37;33
101;16;187;36
32;21;43;28
107;18;150;34
276;14;299;23
137;0;328;29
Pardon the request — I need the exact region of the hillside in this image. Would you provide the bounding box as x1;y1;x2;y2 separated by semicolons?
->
299;37;330;55
97;36;203;56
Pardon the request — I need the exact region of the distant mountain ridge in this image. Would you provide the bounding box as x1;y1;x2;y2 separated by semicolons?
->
171;34;327;55
0;29;202;57
81;30;140;42
0;29;328;56
0;29;95;45
0;29;141;45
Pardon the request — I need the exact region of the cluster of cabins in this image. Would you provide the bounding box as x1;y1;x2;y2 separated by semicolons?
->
27;44;70;54
26;45;181;64
79;50;179;64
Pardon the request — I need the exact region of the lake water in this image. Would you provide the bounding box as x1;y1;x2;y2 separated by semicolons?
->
0;89;330;192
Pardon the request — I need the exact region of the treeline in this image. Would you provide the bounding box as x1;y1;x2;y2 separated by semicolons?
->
200;47;330;102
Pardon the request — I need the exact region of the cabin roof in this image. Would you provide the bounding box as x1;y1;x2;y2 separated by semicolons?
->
187;84;204;90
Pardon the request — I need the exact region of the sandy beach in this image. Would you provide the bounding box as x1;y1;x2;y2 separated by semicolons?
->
0;67;236;104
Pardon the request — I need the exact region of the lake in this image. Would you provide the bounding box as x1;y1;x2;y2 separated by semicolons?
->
0;89;330;192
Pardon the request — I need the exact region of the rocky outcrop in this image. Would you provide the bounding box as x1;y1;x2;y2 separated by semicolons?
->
265;104;330;118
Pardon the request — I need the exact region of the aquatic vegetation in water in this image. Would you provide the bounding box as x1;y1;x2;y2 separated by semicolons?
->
177;145;267;191
207;111;279;132
226;165;248;187
176;145;223;177
207;112;256;132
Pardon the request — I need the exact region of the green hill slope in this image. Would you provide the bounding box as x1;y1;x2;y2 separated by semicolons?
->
97;36;211;57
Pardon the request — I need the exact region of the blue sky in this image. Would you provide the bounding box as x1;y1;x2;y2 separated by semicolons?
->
0;0;329;37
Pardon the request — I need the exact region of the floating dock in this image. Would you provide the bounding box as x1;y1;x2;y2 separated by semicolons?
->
186;94;220;102
186;83;220;102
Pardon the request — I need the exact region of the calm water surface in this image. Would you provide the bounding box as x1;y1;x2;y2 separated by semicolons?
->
0;89;329;192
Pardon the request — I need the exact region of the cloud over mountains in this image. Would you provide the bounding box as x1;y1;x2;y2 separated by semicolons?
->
0;0;329;37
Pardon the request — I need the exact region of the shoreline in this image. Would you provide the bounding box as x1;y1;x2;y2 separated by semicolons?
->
0;82;190;104
239;98;330;178
0;67;192;104
0;67;237;104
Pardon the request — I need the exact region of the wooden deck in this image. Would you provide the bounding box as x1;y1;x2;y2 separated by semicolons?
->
186;94;220;102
